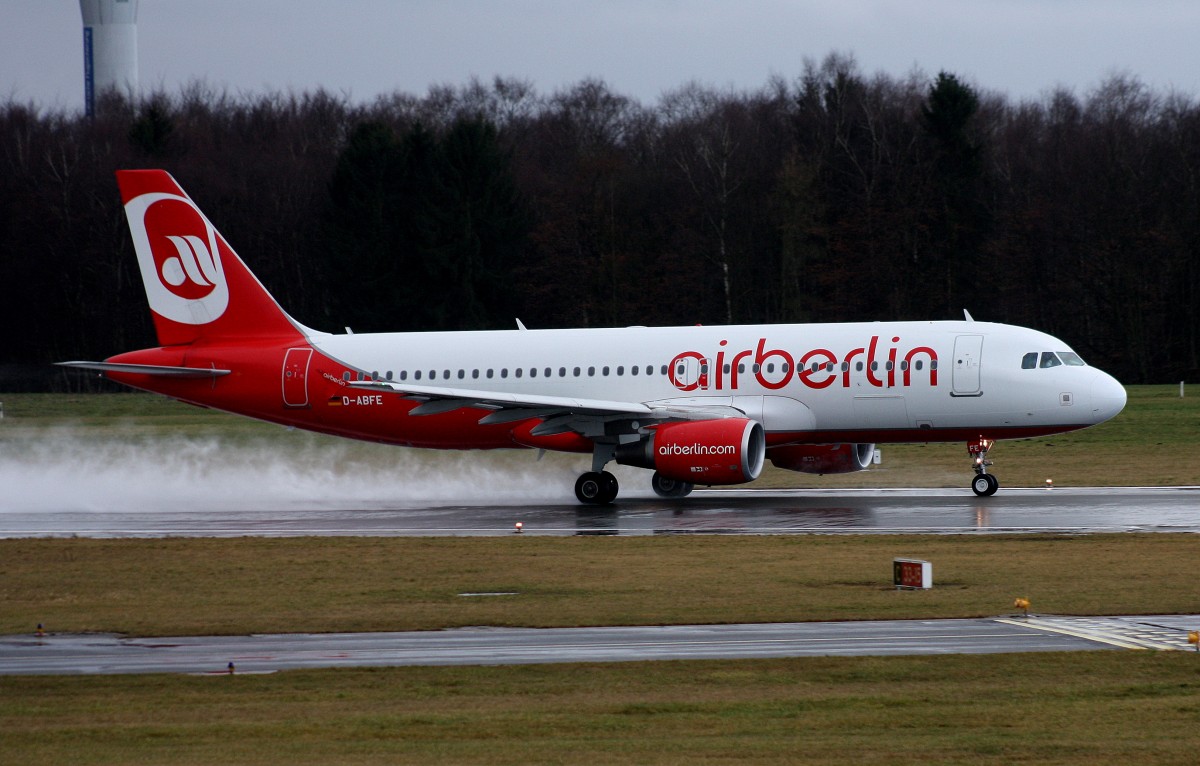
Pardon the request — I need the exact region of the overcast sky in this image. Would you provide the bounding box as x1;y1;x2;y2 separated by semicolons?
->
5;1;1200;112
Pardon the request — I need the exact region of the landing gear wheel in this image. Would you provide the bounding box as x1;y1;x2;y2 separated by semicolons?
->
651;472;694;498
575;471;619;505
971;473;999;497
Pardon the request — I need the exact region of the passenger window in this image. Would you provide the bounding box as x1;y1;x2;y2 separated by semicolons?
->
915;361;923;371
573;367;581;377
501;369;508;379
1040;352;1062;369
343;371;351;381
603;366;610;376
1022;352;1038;370
472;370;479;379
443;370;450;380
530;368;537;378
415;370;422;381
399;371;407;381
589;367;596;377
660;365;668;375
646;366;654;376
856;362;864;372
458;370;465;379
617;366;625;376
516;368;524;378
631;366;639;376
545;368;552;377
559;367;566;377
486;369;494;379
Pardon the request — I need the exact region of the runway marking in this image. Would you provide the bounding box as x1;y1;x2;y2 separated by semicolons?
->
994;617;1193;651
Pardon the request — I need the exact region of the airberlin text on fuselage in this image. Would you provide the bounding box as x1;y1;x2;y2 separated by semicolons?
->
668;336;939;392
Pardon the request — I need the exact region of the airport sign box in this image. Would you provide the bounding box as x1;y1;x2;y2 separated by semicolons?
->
893;558;932;589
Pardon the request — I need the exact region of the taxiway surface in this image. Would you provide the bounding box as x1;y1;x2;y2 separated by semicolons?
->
1;487;1197;537
4;615;1198;676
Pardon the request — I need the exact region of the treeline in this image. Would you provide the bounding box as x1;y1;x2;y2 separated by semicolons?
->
2;53;1199;390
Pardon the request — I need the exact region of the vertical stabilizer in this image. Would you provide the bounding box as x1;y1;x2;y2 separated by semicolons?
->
116;170;305;345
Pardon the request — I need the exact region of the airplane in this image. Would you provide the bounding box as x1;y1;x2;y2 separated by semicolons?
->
60;170;1127;504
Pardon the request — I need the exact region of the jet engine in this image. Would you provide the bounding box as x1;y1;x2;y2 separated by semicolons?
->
615;418;765;485
768;443;875;474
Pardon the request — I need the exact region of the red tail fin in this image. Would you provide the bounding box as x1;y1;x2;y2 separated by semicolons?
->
116;170;304;346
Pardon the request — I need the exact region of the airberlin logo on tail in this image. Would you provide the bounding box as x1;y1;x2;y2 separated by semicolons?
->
124;191;229;325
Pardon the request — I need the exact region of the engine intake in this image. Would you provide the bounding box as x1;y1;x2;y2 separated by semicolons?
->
768;443;875;475
616;418;765;485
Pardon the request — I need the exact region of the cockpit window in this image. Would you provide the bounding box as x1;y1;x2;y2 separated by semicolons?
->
1039;352;1062;368
1021;352;1038;370
1059;352;1086;366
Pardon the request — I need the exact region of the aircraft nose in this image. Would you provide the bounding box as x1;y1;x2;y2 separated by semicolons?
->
1089;370;1127;424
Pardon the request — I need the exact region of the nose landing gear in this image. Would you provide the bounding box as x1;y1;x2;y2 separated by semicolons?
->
968;437;999;496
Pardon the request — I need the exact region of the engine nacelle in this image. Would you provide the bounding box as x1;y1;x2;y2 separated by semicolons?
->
768;443;875;475
615;418;765;485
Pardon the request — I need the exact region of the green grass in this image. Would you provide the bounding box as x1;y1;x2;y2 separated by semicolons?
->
3;654;1200;765
4;535;1200;636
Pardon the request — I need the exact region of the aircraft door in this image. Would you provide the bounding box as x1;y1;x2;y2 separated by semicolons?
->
282;347;313;408
952;335;983;395
670;355;710;391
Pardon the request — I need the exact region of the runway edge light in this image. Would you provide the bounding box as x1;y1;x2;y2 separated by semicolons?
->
1188;631;1199;651
893;558;932;589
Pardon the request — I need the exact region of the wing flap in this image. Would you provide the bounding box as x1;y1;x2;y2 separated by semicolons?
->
348;380;653;416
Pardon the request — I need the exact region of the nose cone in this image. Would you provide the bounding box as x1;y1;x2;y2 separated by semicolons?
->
1089;370;1127;424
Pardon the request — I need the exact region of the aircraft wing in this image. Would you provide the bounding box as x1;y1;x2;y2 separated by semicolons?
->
346;380;746;433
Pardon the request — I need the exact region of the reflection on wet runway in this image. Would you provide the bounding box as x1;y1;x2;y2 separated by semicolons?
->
1;487;1197;538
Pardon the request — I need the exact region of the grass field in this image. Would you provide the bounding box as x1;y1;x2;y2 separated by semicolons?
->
3;653;1200;765
2;388;1199;763
3;535;1200;636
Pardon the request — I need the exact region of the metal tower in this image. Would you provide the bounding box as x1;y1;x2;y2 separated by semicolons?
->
79;0;139;116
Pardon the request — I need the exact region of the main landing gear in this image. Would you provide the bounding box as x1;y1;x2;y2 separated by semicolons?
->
969;437;999;497
574;437;699;504
575;471;619;504
574;470;696;504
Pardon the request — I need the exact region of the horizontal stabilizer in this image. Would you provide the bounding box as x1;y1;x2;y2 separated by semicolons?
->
56;361;231;378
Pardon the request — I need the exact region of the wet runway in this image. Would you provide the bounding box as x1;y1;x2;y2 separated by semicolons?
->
1;487;1197;537
4;615;1198;675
